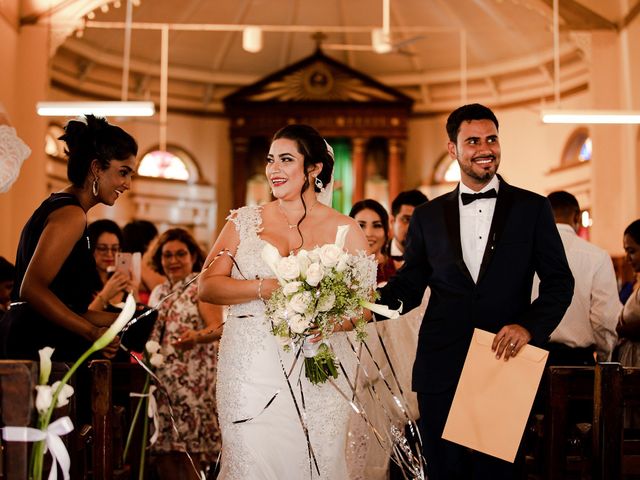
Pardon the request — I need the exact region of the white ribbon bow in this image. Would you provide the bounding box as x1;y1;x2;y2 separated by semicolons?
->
2;416;74;480
130;385;159;444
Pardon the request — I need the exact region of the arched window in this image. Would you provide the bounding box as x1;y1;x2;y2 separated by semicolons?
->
45;124;66;158
137;145;200;182
561;128;591;166
433;153;460;184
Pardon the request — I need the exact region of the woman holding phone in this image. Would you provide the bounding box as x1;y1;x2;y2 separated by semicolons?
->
87;219;138;311
0;115;137;361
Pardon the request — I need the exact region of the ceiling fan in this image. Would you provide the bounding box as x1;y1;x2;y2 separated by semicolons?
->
322;0;424;56
322;29;426;56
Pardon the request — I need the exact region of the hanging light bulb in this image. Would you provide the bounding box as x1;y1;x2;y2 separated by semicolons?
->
87;11;95;19
101;4;109;12
243;26;263;53
114;1;121;7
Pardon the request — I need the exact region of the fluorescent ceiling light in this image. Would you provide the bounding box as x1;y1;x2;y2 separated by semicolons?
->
36;101;155;117
541;109;640;124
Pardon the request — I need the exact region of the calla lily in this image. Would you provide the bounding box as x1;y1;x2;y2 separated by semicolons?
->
34;382;76;414
35;385;53;414
92;294;136;351
38;347;54;385
335;225;350;249
261;242;285;284
51;381;75;408
361;300;403;319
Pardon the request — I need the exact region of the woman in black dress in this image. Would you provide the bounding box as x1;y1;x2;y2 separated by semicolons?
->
1;115;137;361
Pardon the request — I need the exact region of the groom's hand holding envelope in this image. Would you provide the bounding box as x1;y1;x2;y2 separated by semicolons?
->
492;324;533;361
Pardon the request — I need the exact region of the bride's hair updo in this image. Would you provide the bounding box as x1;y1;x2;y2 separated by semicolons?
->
271;124;334;195
60;114;138;187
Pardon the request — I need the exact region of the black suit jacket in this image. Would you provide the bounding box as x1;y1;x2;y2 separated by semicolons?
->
379;177;574;394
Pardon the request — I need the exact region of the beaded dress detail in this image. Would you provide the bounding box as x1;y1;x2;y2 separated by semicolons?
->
216;205;356;480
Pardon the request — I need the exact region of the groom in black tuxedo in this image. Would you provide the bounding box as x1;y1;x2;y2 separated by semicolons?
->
379;103;574;479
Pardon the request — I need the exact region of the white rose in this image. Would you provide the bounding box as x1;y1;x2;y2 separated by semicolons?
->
272;308;288;323
336;253;350;272
276;335;292;349
283;281;302;296
277;256;301;281
319;244;343;268
317;292;336;312
307;248;320;263
289;291;313;314
149;352;165;367
296;251;311;276
145;340;161;354
289;313;311;334
305;262;324;287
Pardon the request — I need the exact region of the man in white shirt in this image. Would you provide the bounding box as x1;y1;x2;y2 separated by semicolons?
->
389;190;428;269
533;191;620;363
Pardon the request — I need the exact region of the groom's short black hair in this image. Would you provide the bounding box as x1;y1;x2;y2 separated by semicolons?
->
446;103;499;142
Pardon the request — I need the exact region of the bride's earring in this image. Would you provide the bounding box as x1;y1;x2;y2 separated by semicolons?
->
314;176;324;190
92;177;99;197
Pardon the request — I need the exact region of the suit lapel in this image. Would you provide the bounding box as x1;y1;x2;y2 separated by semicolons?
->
443;187;474;283
477;176;513;283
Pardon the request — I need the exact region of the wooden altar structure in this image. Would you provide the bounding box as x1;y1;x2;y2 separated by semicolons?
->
223;49;414;209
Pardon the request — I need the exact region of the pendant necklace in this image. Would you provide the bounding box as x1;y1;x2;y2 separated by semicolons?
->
278;201;318;229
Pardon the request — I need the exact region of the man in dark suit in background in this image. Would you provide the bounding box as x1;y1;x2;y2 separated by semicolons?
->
379;103;574;479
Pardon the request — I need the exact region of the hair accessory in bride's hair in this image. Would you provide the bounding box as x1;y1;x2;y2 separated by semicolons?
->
324;139;334;159
317;139;334;206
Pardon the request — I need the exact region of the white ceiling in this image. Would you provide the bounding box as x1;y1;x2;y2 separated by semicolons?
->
30;0;635;114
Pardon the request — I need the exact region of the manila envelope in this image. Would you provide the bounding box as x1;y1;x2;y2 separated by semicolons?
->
442;328;548;462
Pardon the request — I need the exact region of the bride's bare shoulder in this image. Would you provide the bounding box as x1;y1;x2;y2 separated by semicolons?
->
314;204;351;224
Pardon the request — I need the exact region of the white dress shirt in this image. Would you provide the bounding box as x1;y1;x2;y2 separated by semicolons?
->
532;223;621;360
390;238;403;258
459;176;500;283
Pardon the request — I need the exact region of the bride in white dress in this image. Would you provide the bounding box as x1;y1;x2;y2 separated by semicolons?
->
199;124;368;479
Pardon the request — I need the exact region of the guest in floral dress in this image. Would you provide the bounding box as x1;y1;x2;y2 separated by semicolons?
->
148;228;223;479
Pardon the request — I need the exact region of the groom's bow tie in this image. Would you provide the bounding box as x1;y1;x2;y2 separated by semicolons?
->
461;188;498;205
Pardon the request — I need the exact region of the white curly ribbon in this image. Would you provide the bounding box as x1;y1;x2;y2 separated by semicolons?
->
130;385;159;444
2;416;74;480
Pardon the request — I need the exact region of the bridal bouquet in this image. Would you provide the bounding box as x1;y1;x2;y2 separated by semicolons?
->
261;225;400;384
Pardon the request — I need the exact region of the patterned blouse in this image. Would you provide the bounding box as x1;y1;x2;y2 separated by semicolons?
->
148;273;221;460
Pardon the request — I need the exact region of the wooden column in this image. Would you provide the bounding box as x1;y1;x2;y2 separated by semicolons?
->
388;138;404;204
231;136;250;209
352;137;367;204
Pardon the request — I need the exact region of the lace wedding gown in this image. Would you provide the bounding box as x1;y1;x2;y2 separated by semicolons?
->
216;206;357;479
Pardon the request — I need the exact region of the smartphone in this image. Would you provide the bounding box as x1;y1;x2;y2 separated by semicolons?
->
115;252;133;277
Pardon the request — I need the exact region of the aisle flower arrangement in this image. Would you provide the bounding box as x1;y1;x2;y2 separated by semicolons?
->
122;339;165;480
2;294;136;480
261;225;401;384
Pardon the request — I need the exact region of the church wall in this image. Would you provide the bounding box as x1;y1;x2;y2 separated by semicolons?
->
0;1;20;260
